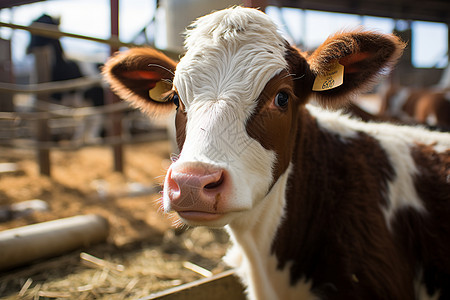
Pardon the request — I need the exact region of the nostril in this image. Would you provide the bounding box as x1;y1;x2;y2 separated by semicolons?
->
204;172;225;190
166;169;180;195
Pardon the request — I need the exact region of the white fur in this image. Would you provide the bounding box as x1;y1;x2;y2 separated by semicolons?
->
308;104;450;226
224;166;319;300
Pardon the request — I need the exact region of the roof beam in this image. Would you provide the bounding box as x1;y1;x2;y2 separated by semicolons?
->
268;0;450;23
0;0;45;9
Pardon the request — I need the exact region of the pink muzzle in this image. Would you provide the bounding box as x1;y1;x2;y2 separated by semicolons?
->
164;162;230;222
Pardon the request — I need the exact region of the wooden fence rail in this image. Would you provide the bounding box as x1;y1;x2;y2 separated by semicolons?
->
0;130;168;150
0;20;178;176
0;76;102;94
0;100;130;120
0;99;168;150
0;21;180;60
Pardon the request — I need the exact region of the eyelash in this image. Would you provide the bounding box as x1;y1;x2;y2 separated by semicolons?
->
161;91;180;109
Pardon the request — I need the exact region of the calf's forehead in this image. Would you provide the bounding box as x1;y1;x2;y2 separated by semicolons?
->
174;48;287;108
173;7;289;109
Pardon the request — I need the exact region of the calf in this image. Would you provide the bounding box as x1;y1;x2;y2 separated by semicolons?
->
380;85;450;131
103;7;450;300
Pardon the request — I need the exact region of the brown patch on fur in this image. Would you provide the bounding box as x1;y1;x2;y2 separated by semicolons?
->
246;71;298;186
245;46;313;188
270;110;417;298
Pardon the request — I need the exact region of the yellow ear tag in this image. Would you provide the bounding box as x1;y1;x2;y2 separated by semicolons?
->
312;62;344;91
149;81;173;102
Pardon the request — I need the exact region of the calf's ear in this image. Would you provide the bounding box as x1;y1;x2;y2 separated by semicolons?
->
306;30;405;108
102;47;177;115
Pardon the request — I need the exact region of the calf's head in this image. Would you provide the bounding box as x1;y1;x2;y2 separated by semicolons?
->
103;7;404;227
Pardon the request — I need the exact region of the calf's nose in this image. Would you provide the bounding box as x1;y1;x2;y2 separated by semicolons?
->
165;163;228;214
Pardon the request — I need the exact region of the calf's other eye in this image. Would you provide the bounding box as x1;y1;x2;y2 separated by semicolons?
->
172;93;180;109
274;92;289;108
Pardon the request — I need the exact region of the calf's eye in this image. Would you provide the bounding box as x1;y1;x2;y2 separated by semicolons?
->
274;92;289;108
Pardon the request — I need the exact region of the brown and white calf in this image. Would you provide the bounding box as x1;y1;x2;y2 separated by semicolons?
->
103;7;450;300
380;85;450;131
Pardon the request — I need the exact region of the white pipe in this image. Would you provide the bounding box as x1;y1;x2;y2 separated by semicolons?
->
0;214;109;271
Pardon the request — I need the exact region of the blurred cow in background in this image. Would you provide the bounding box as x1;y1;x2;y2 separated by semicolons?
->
380;84;450;131
27;14;104;107
27;14;105;141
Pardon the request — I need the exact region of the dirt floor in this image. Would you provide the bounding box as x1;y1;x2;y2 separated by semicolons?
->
0;140;230;299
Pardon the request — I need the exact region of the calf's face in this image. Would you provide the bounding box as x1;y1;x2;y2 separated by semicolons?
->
162;8;306;227
166;69;305;226
103;7;404;227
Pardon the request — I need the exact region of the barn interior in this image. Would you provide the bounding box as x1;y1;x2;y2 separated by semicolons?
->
0;0;449;299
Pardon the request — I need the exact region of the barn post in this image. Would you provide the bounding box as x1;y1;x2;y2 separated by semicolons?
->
0;38;14;112
108;0;124;173
32;46;52;177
